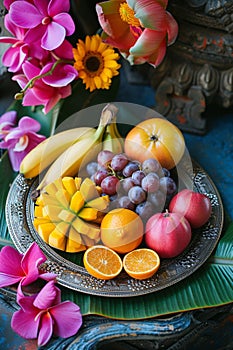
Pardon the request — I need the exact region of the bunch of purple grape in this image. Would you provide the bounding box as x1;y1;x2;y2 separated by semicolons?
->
86;150;177;223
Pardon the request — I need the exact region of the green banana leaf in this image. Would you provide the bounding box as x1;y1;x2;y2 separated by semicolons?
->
61;222;233;319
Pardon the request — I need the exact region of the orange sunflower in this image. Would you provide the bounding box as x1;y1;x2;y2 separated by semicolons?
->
73;34;121;92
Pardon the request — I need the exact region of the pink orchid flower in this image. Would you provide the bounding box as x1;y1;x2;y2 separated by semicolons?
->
11;280;82;347
9;0;75;51
0;14;49;72
12;60;77;114
96;0;178;67
0;116;46;171
0;110;17;138
0;242;56;288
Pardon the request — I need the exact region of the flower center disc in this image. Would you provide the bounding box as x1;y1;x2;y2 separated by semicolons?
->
119;2;140;27
84;53;103;77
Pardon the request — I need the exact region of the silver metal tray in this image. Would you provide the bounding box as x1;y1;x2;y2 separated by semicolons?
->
5;160;224;297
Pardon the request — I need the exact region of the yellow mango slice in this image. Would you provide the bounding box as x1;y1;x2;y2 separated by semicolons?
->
43;205;62;221
78;207;98;221
69;191;85;213
56;221;70;235
33;217;51;230
53;178;65;192
55;189;70;207
38;222;56;243
44;182;57;196
40;193;59;207
49;229;66;251
62;177;77;196
72;216;100;240
58;209;76;223
85;195;109;211
34;205;43;217
81;234;97;248
66;227;86;253
74;177;82;190
79;178;99;202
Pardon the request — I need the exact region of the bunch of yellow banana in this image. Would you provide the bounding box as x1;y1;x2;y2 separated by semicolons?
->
20;104;124;191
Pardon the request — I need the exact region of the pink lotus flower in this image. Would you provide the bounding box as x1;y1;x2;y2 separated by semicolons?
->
96;0;178;67
12;60;77;114
9;0;75;51
0;110;17;138
0;116;46;171
0;242;56;288
11;280;82;346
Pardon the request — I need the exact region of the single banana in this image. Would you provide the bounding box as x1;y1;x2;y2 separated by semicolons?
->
102;107;124;154
37;104;117;191
20;127;95;178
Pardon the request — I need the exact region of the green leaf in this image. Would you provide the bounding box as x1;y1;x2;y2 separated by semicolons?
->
61;223;233;319
0;152;17;247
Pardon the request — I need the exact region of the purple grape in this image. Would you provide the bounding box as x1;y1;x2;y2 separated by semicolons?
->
141;173;160;193
111;154;128;171
135;201;155;222
97;150;114;168
132;170;145;185
142;158;160;174
101;175;119;195
118;196;135;210
148;190;166;211
118;177;135;194
94;169;109;186
159;177;177;195
122;161;140;177
162;168;170;177
86;161;98;176
128;186;146;204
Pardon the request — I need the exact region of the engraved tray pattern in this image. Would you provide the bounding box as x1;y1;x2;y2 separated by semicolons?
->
5;160;224;297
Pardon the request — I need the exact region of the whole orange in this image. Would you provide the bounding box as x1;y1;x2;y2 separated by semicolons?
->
124;118;185;170
100;208;144;254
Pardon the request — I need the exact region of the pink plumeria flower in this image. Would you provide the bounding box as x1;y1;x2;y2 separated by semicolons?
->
0;116;46;171
96;0;178;67
11;280;82;346
9;0;75;51
0;110;17;139
0;242;56;288
13;60;77;114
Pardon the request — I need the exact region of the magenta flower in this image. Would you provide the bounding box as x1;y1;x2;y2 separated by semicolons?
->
12;60;77;114
11;281;82;346
0;116;46;171
96;0;178;67
0;14;49;72
0;110;17;138
9;0;75;51
0;242;56;288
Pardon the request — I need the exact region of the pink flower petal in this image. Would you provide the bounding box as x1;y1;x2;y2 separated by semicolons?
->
33;281;61;309
166;11;179;45
42;63;78;87
18;117;41;133
8;148;26;171
22;61;41;80
38;312;54;346
50;301;82;338
0;37;19;45
53;13;75;36
9;2;43;28
48;0;70;16
0;273;22;287
130;28;165;58
0;111;17;126
0;246;23;276
54;39;74;60
34;0;49;16
41;21;66;50
128;0;167;31
11;308;40;339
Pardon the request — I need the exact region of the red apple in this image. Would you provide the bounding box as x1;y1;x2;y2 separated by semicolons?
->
169;189;212;228
145;211;192;258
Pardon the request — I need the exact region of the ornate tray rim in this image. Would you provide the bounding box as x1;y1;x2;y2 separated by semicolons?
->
5;160;224;298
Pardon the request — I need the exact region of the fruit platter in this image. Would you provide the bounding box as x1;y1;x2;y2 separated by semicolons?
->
5;103;224;297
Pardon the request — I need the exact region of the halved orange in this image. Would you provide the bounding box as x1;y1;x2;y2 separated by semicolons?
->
123;248;160;280
83;245;123;280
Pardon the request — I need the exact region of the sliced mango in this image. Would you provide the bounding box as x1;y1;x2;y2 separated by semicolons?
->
69;190;85;213
79;177;99;202
38;222;56;243
44;182;57;196
58;209;76;223
74;177;82;190
43;205;62;221
78;207;98;221
49;229;66;251
72;216;100;240
55;189;70;207
34;205;43;217
62;177;77;196
85;195;109;211
40;193;59;206
66;227;86;253
33;217;51;230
